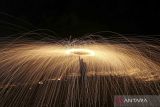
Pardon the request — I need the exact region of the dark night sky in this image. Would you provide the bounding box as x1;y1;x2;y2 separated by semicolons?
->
0;0;160;37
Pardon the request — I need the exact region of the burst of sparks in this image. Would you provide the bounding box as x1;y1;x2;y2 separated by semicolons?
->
66;48;95;56
0;36;160;107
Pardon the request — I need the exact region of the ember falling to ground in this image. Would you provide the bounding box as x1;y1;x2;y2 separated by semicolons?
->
0;36;160;107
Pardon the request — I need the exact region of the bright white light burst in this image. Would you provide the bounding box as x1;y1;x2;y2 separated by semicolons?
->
66;48;95;56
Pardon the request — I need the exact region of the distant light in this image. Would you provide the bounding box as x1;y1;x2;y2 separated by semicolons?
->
38;81;43;84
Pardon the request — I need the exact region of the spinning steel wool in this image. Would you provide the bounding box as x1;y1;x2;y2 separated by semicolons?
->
0;35;159;107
